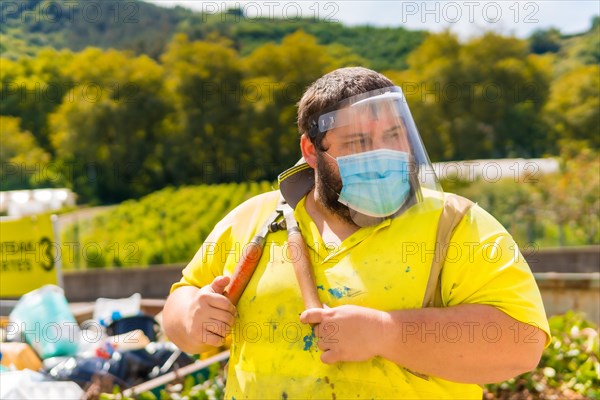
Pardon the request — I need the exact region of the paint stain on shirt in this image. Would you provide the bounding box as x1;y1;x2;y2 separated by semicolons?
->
328;286;351;299
303;328;316;351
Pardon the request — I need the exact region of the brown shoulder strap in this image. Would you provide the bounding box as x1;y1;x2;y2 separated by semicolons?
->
422;193;474;308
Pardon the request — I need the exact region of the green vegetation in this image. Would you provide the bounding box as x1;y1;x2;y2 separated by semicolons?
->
443;144;599;248
388;31;554;159
60;181;273;269
178;13;424;71
0;116;51;190
485;312;600;399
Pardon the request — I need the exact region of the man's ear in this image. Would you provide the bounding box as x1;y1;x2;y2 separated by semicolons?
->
300;134;318;169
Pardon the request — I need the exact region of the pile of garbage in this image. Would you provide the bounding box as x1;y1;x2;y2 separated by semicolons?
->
0;285;195;399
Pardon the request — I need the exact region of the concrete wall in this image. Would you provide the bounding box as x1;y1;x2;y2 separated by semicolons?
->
526;246;600;273
63;264;184;302
535;273;599;324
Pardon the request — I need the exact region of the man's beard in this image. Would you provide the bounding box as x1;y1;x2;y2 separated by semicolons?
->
315;151;355;225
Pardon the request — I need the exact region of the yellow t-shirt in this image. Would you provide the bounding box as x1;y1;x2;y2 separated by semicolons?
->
172;190;551;399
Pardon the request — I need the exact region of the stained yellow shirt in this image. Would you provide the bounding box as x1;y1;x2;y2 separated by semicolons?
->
172;190;550;399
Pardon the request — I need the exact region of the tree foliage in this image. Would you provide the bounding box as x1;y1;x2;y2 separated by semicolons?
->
0;0;190;59
0;48;74;151
443;143;600;248
529;28;562;54
1;16;598;205
160;34;245;185
398;31;553;161
0;116;51;189
544;65;600;149
0;29;363;203
239;30;362;172
174;12;423;71
49;48;172;202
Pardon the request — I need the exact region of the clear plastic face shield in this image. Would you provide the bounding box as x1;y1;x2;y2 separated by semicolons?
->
307;86;444;227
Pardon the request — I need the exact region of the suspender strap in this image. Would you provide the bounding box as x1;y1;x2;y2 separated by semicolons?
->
422;193;474;308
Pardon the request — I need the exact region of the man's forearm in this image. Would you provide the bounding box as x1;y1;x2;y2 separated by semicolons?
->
377;304;546;384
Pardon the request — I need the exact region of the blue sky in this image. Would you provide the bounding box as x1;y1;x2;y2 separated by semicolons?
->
146;1;599;38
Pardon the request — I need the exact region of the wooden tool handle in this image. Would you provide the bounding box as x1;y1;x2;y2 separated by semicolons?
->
224;240;263;306
287;231;322;309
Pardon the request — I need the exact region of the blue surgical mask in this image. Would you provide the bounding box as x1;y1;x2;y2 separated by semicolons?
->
329;149;412;218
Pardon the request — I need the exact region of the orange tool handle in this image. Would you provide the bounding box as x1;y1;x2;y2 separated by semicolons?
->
287;231;322;310
223;239;264;306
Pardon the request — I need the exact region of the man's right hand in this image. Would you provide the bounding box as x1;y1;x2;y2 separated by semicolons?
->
164;276;236;353
186;275;237;347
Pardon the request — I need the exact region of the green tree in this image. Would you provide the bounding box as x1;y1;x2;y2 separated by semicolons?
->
0;0;189;59
400;31;552;161
543;65;600;149
529;28;562;54
385;32;461;161
0;48;74;153
49;48;172;203
0;116;51;190
161;34;246;184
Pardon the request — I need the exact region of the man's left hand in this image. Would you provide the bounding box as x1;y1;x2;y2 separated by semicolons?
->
300;305;387;364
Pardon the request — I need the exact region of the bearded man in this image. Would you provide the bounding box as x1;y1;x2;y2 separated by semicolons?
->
164;67;550;399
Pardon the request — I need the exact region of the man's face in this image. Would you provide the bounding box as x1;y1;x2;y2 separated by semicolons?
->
314;103;411;222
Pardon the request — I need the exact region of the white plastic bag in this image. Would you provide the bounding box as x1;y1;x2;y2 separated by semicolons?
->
93;293;141;325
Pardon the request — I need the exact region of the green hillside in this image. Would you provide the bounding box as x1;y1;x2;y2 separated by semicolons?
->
177;13;425;70
0;0;190;58
0;0;425;70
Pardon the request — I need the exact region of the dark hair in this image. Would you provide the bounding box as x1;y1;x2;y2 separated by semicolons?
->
297;67;394;151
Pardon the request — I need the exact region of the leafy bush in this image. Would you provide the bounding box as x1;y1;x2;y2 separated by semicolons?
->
485;311;600;399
